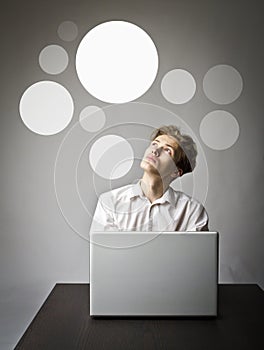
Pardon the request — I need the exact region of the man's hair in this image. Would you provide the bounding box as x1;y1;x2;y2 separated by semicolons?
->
151;125;197;175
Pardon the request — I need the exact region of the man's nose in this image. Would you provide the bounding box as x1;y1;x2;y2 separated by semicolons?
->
152;147;160;156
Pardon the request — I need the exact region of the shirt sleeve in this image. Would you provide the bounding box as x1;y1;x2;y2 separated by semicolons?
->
194;205;209;231
184;201;209;232
89;194;118;232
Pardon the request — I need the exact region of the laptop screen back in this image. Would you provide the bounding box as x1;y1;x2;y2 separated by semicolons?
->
90;232;218;316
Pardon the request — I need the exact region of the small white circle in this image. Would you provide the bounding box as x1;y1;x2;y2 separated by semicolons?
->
161;69;196;104
203;64;243;104
79;106;106;132
89;135;134;179
19;81;74;135
200;110;240;150
58;21;78;41
75;21;159;103
39;45;69;75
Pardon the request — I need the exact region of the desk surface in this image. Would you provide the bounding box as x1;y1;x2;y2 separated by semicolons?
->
15;284;263;350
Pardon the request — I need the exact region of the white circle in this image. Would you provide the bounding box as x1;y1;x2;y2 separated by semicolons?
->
39;45;69;74
79;105;106;132
89;135;134;179
19;81;74;135
200;110;240;150
203;64;243;104
161;69;196;104
75;21;159;103
58;21;78;41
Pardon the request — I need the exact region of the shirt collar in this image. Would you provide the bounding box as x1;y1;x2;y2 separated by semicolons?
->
129;181;175;206
153;186;175;205
129;181;144;199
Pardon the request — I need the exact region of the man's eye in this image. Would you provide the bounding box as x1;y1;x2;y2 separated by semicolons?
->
151;142;157;146
165;148;172;155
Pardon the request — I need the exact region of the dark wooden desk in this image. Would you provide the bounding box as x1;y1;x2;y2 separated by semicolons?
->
15;284;263;350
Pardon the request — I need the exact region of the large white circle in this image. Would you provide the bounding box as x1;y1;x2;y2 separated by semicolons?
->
200;110;240;150
19;81;74;135
203;64;243;104
89;135;134;179
161;69;196;104
39;45;69;75
79;105;106;132
75;21;159;103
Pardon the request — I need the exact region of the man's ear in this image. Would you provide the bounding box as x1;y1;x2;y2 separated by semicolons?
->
178;168;183;177
171;168;183;179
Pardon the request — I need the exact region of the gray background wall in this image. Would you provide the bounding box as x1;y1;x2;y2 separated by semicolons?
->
1;0;263;348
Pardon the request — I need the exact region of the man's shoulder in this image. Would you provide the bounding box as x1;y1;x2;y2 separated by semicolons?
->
99;184;135;201
169;187;205;209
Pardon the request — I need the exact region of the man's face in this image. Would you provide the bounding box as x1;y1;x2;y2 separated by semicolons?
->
140;134;180;179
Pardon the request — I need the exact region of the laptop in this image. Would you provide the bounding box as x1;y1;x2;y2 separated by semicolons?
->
90;232;218;316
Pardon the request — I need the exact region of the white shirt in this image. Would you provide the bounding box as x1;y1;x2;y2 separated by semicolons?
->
91;182;208;232
90;182;209;232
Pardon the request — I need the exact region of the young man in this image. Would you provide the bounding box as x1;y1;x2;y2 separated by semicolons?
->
90;125;209;232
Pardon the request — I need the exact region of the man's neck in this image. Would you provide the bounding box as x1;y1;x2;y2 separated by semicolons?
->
140;173;170;203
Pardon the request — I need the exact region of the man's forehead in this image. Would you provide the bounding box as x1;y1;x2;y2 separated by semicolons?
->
154;134;179;149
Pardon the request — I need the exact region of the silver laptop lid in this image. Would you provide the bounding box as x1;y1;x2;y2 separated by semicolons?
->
90;232;218;316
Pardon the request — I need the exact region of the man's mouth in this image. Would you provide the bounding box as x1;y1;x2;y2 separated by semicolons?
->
146;155;157;163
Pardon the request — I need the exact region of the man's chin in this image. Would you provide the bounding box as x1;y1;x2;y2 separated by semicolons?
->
141;159;154;168
141;159;160;174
